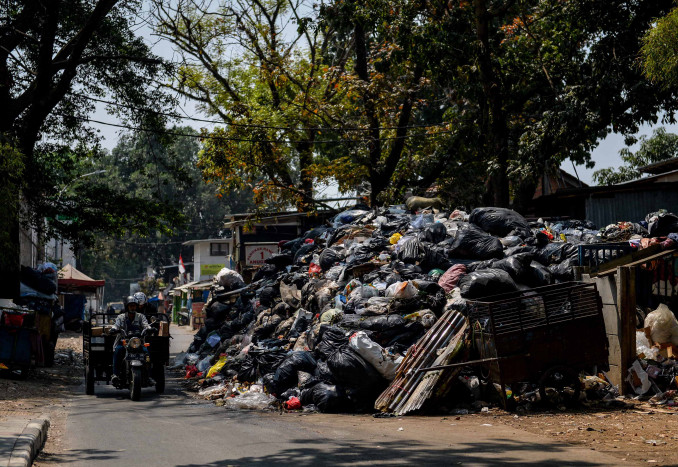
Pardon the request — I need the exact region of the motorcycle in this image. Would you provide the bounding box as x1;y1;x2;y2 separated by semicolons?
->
113;327;160;401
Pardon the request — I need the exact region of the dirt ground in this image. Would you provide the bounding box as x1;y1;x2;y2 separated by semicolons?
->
7;332;678;466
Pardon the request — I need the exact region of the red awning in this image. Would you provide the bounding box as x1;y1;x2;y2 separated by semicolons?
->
58;264;105;290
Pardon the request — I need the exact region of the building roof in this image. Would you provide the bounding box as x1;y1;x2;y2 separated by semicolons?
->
638;157;678;175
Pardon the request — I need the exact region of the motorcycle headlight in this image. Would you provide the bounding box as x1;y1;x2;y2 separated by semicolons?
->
128;337;142;350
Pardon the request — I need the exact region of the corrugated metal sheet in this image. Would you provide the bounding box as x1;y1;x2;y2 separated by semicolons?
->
585;189;678;227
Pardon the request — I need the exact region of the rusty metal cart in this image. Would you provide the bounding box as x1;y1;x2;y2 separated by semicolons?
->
465;281;609;408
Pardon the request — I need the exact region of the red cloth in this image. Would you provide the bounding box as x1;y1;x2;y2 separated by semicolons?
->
438;264;467;293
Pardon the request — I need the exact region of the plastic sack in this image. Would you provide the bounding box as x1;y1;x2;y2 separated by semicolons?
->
206;355;228;379
284;396;302;410
214;268;246;291
646;210;678;237
314;325;349;360
385;281;418;299
397;238;429;264
344;279;362;296
198;382;231;399
197;356;213;373
627;360;651;395
469;207;531;237
421;222;447;244
389;233;402;245
443;224;503;260
206;332;221;348
319;248;342;271
349;331;403;380
636;330;660;360
327;345;384;389
438;264;467;293
273;351;317;393
349;285;379;300
300;383;346;413
184;353;200;366
223;392;277;411
644;303;678;345
458;268;518;299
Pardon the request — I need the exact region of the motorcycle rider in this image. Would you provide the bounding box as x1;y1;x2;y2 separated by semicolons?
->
110;295;152;387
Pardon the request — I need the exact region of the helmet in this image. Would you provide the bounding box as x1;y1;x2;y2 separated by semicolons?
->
125;296;138;313
133;292;147;307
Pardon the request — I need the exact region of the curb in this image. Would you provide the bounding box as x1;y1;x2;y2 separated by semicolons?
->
7;416;50;467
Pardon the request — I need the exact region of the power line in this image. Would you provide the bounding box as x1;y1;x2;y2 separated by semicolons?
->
68;91;453;132
58;112;455;144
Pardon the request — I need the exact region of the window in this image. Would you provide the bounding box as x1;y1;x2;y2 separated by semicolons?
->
210;243;229;256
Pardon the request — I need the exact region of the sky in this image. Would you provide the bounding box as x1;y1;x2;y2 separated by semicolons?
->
90;4;677;188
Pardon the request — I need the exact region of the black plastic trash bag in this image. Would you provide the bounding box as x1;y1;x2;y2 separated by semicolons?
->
535;242;578;266
294;243;317;265
314;360;336;383
469;207;531;237
647;211;678;237
549;256;577;282
251;348;288;375
359;314;406;332
300;382;347;413
443;224;503;260
327;345;384;389
458;268;518;299
397;238;429;264
314;325;349;360
527;261;552;287
237;355;257;382
253;263;279;281
265;253;294;267
273;351;317;393
421;222;447;244
319;248;342;271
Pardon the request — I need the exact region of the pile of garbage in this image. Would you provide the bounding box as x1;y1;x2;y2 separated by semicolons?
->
629;304;678;406
174;205;677;414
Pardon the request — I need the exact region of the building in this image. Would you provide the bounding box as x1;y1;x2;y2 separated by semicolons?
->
531;159;678;226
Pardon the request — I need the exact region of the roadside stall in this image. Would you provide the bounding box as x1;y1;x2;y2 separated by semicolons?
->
57;264;105;327
170;280;211;327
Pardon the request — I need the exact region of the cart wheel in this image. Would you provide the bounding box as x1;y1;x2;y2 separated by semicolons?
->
130;368;142;401
85;364;95;395
154;365;165;394
539;366;580;407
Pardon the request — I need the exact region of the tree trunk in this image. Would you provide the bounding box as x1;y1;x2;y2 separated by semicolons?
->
475;0;509;207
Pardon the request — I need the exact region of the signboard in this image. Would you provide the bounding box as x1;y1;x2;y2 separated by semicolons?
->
245;243;279;266
200;264;225;276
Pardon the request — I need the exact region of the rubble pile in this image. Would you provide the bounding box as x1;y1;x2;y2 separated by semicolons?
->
174;205;677;414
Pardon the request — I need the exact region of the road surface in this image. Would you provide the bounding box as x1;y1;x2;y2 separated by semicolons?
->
42;325;625;466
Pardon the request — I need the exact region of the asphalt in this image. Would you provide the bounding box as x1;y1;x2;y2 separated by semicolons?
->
47;325;626;466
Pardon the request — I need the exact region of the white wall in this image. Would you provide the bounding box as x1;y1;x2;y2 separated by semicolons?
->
192;240;232;281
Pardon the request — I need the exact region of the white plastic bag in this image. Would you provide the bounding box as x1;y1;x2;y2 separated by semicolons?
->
644;303;678;345
627;359;651;395
349;331;403;380
223;392;276;410
385;281;418;299
636;330;659;360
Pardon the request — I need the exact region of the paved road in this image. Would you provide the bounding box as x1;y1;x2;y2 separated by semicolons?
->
50;326;624;466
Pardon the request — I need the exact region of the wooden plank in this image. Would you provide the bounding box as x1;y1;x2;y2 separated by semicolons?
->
594;246;676;277
617;266;637;393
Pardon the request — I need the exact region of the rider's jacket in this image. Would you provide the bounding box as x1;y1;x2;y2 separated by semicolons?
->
111;312;150;348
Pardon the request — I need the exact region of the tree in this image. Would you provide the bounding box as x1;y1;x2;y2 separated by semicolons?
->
79;127;252;301
642;6;678;89
417;0;678;209
154;0;355;211
0;0;174;297
593;127;678;185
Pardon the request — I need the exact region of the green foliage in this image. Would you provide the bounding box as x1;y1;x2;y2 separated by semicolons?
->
593;127;678;185
642;6;678;89
0;0;177;283
79;128;252;301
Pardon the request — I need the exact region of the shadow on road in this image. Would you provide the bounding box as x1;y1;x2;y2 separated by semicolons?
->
36;448;121;464
172;436;605;466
